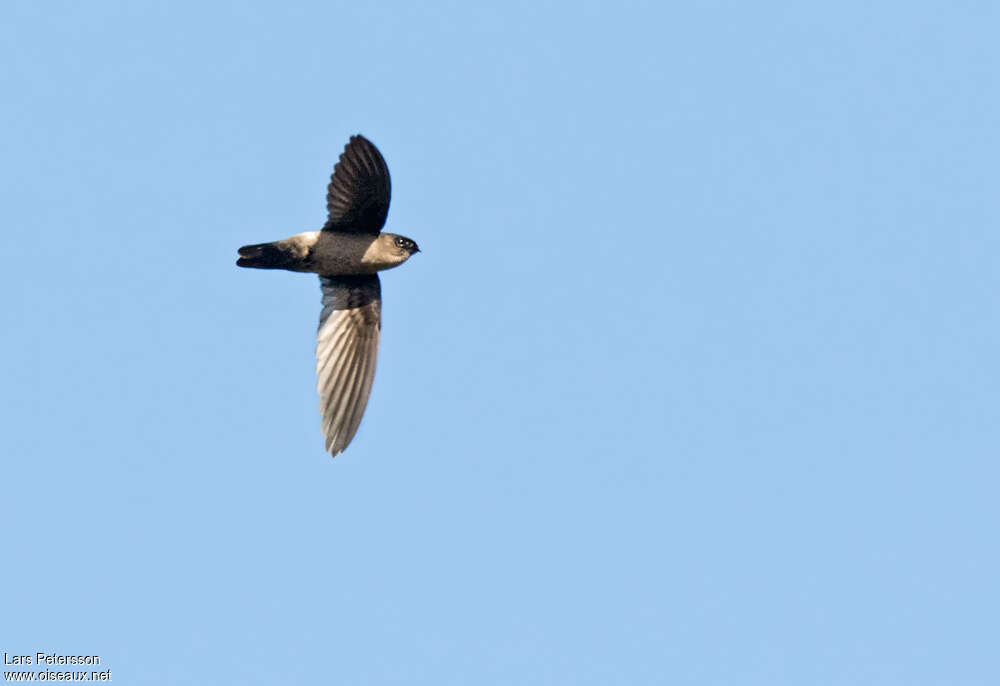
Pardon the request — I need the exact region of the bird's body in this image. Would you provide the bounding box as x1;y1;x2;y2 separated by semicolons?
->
237;135;419;457
238;231;413;275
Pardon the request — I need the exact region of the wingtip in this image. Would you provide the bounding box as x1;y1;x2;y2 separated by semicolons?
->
348;133;377;149
325;437;347;458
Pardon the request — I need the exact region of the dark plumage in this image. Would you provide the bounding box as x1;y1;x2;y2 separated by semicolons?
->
324;135;392;235
236;135;419;457
237;242;299;270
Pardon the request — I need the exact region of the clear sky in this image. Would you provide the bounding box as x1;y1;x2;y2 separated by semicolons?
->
3;1;999;684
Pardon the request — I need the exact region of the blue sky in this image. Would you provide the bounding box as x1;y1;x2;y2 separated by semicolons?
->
3;1;999;684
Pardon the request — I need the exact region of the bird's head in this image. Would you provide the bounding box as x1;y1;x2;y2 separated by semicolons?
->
365;233;420;271
388;233;420;257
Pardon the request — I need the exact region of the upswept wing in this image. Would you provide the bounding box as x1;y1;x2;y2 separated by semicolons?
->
323;135;391;235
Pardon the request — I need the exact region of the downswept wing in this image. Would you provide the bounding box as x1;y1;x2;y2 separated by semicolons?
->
323;135;391;235
316;275;381;456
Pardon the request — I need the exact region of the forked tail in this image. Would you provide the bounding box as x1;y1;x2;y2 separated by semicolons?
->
237;242;297;269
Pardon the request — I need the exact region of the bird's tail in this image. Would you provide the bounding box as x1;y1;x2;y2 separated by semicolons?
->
237;242;298;269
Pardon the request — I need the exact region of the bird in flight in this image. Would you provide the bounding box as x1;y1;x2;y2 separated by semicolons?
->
237;135;419;456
